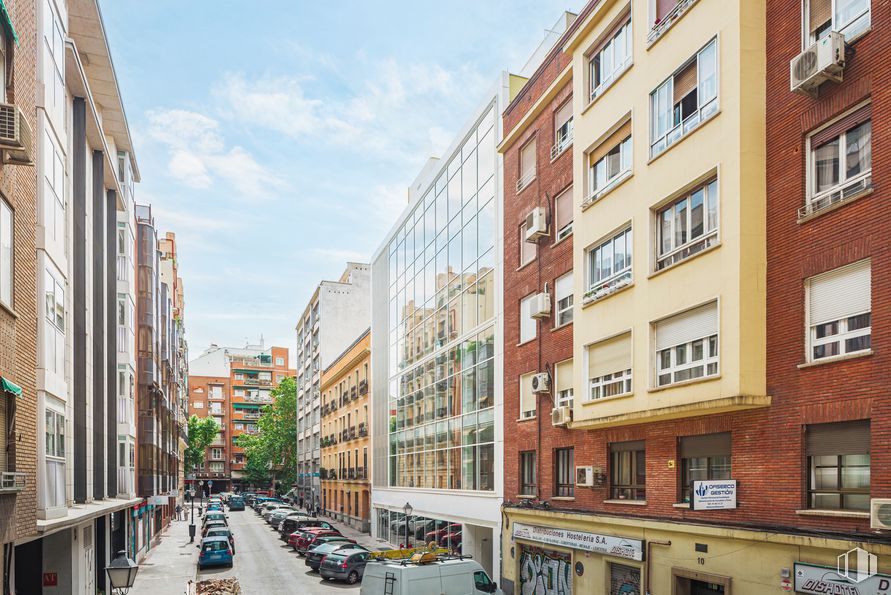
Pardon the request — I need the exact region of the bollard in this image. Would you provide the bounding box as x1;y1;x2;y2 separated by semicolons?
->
188;523;196;543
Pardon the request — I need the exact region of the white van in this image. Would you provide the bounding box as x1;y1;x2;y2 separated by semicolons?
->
360;558;502;595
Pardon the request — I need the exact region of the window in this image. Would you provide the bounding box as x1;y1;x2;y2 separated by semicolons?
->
0;199;11;307
656;178;718;270
806;260;871;361
805;0;870;43
42;130;66;245
519;222;536;266
211;448;222;460
610;441;645;500
210;462;224;472
806;420;870;511
655;302;718;387
45;409;65;458
193;402;204;409
678;432;731;503
518;138;536;191
587;332;632;401
519;294;538;344
42;0;65;128
586;122;632;204
589;16;632;101
610;563;642;595
519;451;537;495
43;268;65;374
585;227;632;303
651;38;718;158
554;273;573;327
554;187;573;240
552;100;573;158
554;360;574;408
554;447;574;497
275;356;285;366
806;104;872;216
474;571;495;592
519;373;536;419
210;385;223;399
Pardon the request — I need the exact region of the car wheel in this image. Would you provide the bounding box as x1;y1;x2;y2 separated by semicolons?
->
348;571;359;584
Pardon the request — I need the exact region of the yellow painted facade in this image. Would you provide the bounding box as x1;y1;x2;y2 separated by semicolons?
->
566;0;768;428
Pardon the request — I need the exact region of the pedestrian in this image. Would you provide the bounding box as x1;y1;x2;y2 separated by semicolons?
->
175;504;182;521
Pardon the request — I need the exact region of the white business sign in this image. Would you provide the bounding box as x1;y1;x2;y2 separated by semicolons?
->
692;479;737;510
512;522;644;561
148;495;169;506
795;563;891;595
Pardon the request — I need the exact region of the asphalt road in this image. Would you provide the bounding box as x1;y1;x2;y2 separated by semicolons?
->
196;508;364;593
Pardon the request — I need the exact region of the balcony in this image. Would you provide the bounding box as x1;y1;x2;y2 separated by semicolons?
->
358;422;368;437
647;0;699;46
348;426;356;440
359;380;368;396
356;466;367;480
347;468;356;480
0;471;25;493
350;387;357;401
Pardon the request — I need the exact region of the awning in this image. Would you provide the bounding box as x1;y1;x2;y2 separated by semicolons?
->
0;1;19;47
1;377;22;398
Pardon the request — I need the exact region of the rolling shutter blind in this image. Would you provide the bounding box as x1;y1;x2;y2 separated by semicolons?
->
673;61;698;103
590;120;632;165
809;0;831;33
657;0;678;21
655;302;718;351
555;360;573;394
555;272;573;303
679;432;731;458
520;139;536;179
811;104;871;149
519;373;536;414
806;420;870;456
808;260;871;326
611;439;645;453
588;332;632;379
555;188;573;231
555;101;572;132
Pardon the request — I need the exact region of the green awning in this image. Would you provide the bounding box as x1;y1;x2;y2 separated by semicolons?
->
0;1;19;47
1;377;22;397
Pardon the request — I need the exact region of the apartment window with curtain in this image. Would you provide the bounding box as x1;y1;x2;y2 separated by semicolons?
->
678;432;731;503
519;373;536;420
0;198;11;308
520;451;537;495
554;359;574;408
807;420;870;511
806;259;871;361
610;441;645;500
585;226;632;303
554;447;574;497
44;405;65;508
519;294;537;344
519;222;537;266
587;332;632;401
804;0;870;43
656;178;719;270
588;12;632;101
554;272;573;327
517;138;537;192
586;121;632;205
655;302;719;387
806;104;871;217
554;187;573;240
650;38;718;158
552;100;573;159
44;268;65;375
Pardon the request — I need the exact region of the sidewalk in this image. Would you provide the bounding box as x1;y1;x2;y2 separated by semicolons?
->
130;516;198;595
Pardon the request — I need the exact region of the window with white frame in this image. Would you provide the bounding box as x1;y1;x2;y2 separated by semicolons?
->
656;178;719;270
210;385;223;399
806;259;871;361
554;187;573;240
588;14;632;101
45;408;65;459
655;302;719;387
519;372;537;419
651;38;718;158
519;222;537;266
210;462;224;472
552;100;573;159
43;267;65;375
519;294;538;344
42;0;65;129
42;129;66;245
193;401;204;409
586;121;632;204
555;272;573;327
0;198;11;307
275;356;285;366
518;138;537;191
210;402;222;415
554;359;574;408
804;0;870;44
211;448;222;460
585;227;632;303
587;332;632;401
807;104;871;215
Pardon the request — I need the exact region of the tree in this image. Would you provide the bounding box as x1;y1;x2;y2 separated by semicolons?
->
236;377;298;491
185;415;220;471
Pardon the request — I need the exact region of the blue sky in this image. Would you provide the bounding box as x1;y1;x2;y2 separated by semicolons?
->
100;0;580;356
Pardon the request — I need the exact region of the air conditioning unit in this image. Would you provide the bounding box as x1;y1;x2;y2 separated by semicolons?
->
0;103;32;165
551;406;572;427
529;292;551;319
531;372;550;394
576;466;594;487
790;31;845;95
870;499;891;530
524;207;548;242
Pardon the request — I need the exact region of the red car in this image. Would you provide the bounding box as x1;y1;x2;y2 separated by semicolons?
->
425;523;461;543
440;531;462;550
290;528;341;554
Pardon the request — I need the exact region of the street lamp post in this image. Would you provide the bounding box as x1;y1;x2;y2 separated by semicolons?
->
188;469;197;542
105;550;139;595
402;502;413;550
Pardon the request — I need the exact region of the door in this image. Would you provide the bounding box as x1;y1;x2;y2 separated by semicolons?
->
83;526;95;595
691;581;725;595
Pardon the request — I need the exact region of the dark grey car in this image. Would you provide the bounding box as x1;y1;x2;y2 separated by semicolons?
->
319;549;372;584
305;542;369;572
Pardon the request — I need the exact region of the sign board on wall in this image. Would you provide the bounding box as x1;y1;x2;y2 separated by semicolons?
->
795;563;891;595
691;479;737;510
512;522;644;561
42;573;57;587
148;495;168;506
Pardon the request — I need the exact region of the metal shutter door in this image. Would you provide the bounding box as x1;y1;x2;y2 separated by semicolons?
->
809;259;870;326
655;302;718;351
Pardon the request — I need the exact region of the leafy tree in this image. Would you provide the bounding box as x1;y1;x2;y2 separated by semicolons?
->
185;415;220;471
236;377;297;491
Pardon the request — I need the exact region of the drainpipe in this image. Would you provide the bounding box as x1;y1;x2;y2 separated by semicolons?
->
646;540;671;595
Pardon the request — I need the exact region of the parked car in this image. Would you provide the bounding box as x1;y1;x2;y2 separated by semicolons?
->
296;530;346;555
202;520;228;538
279;517;333;541
253;497;281;511
257;500;284;515
360;558;500;594
265;506;296;524
440;531;462;550
308;535;357;552
425;523;461;543
204;527;236;555
305;543;369;572
320;549;373;584
289;528;341;553
202;512;227;527
197;536;233;569
228;496;245;511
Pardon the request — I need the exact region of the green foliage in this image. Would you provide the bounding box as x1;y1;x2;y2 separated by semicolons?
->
185;415;220;471
236;376;297;489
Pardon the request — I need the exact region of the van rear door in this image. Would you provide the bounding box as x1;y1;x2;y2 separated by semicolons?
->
406;565;442;595
439;563;475;595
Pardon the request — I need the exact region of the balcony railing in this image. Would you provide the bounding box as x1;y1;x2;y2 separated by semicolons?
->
516;169;536;193
358;423;368;437
798;173;872;221
647;0;699;45
359;380;368;396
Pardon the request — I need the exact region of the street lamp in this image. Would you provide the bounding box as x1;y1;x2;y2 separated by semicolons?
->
105;550;139;595
402;502;413;550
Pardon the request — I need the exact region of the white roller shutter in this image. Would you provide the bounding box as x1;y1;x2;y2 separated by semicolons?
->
655;302;718;351
520;139;536;180
809;260;871;326
588;332;632;379
555;272;573;303
555;359;573;394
